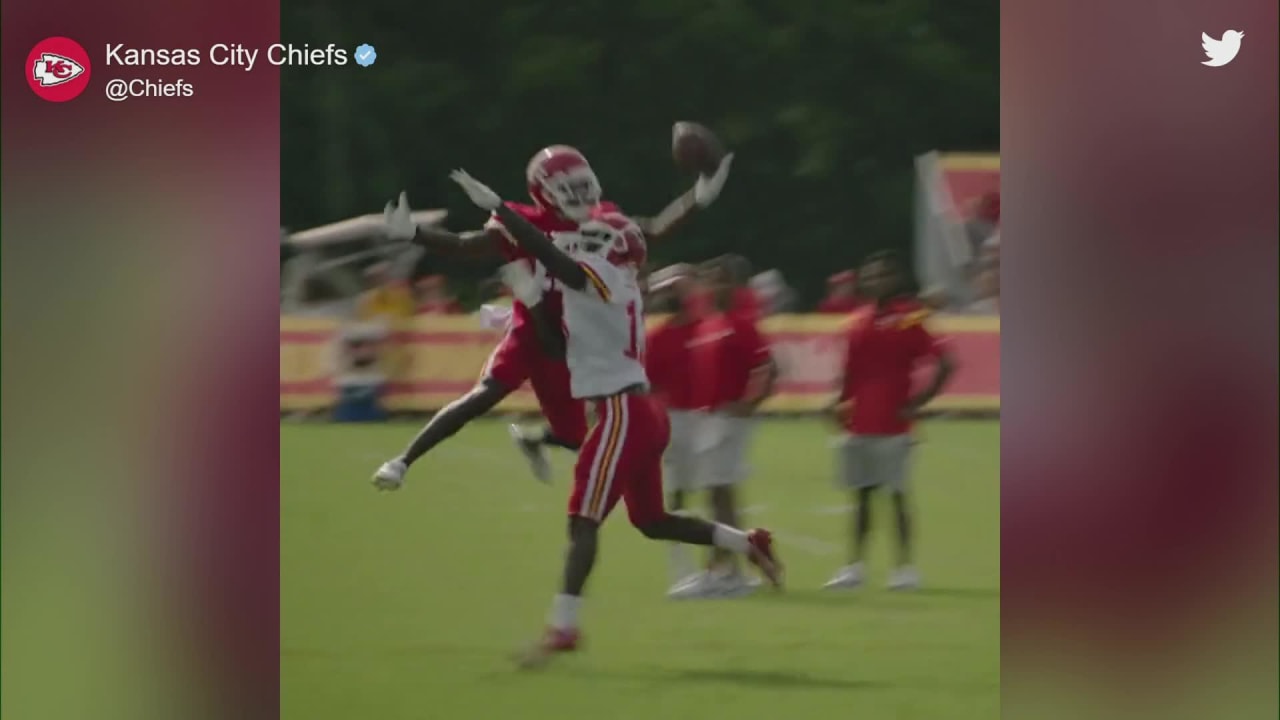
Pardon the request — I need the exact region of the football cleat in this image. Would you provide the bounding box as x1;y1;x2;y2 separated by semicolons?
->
514;627;580;669
667;571;716;600
667;569;759;600
887;566;921;591
822;562;865;590
746;529;784;589
509;425;552;484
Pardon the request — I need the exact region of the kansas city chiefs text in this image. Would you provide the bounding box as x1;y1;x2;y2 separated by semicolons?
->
105;45;201;67
104;44;349;71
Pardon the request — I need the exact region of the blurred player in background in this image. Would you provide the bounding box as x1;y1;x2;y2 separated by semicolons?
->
817;270;865;314
669;255;778;599
371;146;733;489
643;263;706;585
444;169;781;664
825;250;954;591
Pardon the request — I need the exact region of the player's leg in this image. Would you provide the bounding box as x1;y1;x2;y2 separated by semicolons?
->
372;334;525;488
670;416;756;597
402;378;509;465
882;434;919;590
510;357;587;482
662;410;700;588
824;435;877;589
707;415;755;577
558;396;626;601
624;396;783;587
524;397;627;665
632;490;783;589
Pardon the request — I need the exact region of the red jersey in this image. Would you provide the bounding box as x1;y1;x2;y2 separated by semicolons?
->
690;311;773;410
645;317;700;410
483;200;621;337
839;299;945;435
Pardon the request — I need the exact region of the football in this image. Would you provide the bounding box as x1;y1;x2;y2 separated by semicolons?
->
672;121;725;175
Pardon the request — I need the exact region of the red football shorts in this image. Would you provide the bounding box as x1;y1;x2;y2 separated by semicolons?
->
568;393;671;527
481;327;588;447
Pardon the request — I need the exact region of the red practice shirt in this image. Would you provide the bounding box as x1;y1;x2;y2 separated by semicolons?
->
690;310;772;410
485;200;621;339
645;317;700;410
840;299;944;435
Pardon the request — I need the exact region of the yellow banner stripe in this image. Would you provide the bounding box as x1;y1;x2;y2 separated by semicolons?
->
938;153;1001;171
587;396;624;517
279;314;1001;413
580;263;611;301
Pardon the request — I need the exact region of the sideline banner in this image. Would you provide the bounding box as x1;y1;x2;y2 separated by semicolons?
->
914;152;1000;302
280;314;999;413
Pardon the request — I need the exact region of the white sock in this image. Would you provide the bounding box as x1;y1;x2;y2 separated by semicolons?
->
548;593;581;631
711;524;750;554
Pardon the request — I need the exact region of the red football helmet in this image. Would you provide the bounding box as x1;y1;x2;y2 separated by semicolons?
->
526;145;602;221
574;212;647;269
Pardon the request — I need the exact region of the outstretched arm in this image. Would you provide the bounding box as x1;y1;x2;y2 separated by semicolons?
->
490;203;588;292
634;188;697;241
634;153;735;242
412;227;503;258
383;191;501;259
450;169;589;292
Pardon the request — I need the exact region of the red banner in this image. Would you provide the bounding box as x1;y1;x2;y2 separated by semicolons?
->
280;314;999;412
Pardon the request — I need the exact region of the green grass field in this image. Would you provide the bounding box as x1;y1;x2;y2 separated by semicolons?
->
282;418;999;720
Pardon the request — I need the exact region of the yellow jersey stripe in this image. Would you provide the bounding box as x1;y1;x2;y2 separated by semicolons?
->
580;263;611;301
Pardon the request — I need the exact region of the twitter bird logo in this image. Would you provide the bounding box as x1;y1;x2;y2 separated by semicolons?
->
1202;30;1243;67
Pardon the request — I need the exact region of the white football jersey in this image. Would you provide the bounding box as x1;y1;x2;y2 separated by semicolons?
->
561;253;649;398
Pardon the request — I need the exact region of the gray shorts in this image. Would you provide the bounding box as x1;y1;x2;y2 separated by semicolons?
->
663;410;703;493
698;413;755;488
836;434;913;493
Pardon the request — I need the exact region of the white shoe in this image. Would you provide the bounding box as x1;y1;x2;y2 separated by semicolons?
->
509;424;551;483
372;458;407;491
711;571;760;598
887;566;920;591
822;562;865;590
667;571;718;599
667;569;758;600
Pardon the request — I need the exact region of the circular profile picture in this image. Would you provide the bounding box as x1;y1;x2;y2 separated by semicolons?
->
27;37;92;102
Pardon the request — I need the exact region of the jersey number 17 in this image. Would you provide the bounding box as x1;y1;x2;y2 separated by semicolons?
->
623;301;643;361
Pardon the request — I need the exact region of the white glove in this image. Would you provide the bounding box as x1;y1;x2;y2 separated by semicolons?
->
449;169;502;211
499;261;542;306
694;152;734;208
383;191;417;241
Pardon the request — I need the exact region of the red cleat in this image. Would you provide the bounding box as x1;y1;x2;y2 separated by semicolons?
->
514;627;581;668
746;528;784;588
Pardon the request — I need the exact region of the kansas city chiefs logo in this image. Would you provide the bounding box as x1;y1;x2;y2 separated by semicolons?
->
33;53;85;87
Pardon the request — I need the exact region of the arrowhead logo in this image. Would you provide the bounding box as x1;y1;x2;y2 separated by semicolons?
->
26;37;92;102
33;53;85;86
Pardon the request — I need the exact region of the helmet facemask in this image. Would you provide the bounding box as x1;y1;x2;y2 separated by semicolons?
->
539;167;601;221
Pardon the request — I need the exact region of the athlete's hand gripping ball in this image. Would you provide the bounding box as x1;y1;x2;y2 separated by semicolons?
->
694;152;734;208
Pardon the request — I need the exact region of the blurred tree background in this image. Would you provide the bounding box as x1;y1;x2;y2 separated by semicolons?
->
282;0;997;304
